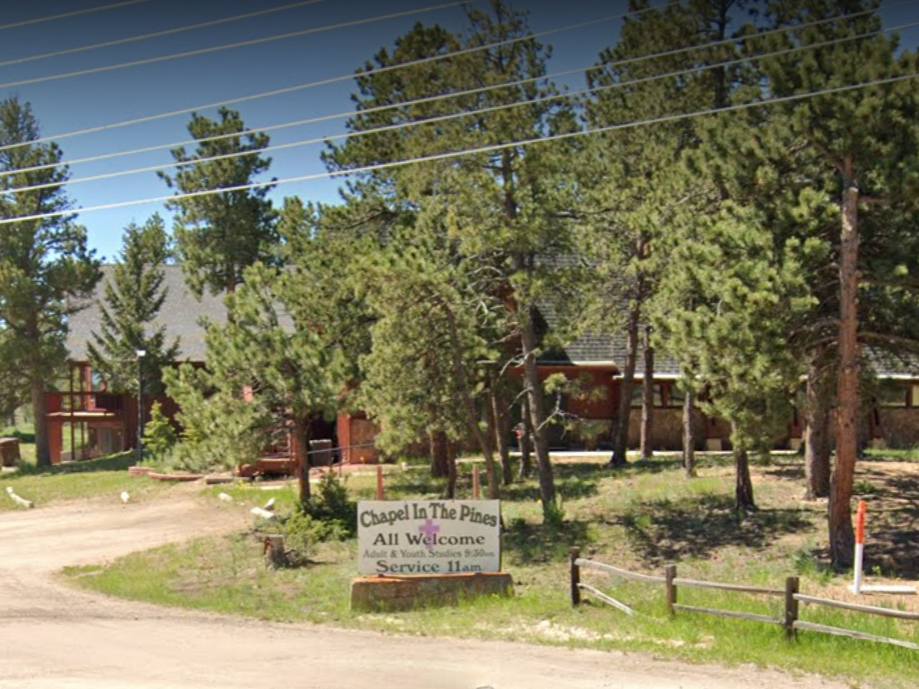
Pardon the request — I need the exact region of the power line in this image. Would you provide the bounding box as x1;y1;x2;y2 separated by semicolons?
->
0;0;154;33
0;4;660;154
0;0;475;92
0;0;334;70
4;0;911;174
2;69;915;226
2;66;586;177
9;17;919;198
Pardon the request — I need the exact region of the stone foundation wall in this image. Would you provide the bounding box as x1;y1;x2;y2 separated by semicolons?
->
626;409;708;451
877;408;919;448
351;572;514;612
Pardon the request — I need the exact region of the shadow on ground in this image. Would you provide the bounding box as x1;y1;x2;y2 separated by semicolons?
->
500;462;604;502
612;494;815;566
502;517;594;565
852;468;919;579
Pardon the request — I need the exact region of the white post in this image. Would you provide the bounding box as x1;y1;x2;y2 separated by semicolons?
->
852;543;865;594
850;500;866;594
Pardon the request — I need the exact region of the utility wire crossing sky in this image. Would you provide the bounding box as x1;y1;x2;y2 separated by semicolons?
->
1;0;917;258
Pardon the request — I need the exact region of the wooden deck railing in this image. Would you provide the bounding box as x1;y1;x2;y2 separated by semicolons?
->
569;548;918;651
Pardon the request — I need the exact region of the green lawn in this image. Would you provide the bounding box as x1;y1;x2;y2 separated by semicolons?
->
65;454;919;688
2;451;174;511
863;446;919;462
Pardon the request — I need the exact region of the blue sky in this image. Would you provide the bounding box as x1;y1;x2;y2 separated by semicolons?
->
2;0;918;260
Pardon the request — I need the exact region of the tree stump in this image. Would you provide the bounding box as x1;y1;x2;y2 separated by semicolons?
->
263;535;288;569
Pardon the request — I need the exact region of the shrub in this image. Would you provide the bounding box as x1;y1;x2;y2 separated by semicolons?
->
304;471;358;536
283;510;348;559
142;402;177;462
282;472;357;564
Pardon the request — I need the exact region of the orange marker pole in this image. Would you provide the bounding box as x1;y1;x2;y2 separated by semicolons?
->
472;464;480;500
376;464;384;501
852;500;867;594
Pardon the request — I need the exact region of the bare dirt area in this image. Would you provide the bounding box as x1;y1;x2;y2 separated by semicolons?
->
0;485;851;689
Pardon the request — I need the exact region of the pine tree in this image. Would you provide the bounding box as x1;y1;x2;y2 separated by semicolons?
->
142;401;177;462
358;226;502;499
656;203;817;511
166;261;345;505
325;1;576;519
159;107;277;298
87;215;179;396
579;0;710;468
0;97;100;467
756;0;919;567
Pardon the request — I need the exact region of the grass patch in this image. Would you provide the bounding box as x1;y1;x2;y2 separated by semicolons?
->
864;446;919;463
2;451;174;511
66;454;919;687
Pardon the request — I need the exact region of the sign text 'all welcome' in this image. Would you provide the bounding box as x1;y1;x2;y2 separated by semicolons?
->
357;500;501;576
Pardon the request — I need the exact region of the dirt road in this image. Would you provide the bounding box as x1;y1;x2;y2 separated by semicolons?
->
0;492;846;689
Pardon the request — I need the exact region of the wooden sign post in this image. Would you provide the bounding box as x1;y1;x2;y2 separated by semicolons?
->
351;500;512;611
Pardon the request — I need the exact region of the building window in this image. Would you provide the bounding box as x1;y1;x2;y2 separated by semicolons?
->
630;383;663;408
90;370;108;392
668;385;685;408
876;380;909;408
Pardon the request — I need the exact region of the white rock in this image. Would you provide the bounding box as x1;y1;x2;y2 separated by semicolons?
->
251;506;277;520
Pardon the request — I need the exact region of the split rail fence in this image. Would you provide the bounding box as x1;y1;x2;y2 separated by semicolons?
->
569;548;919;651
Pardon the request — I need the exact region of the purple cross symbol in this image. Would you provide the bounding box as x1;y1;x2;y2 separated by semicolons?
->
418;518;440;550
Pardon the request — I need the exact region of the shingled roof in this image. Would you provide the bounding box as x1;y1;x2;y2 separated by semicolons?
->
67;265;919;380
66;265;228;362
536;299;682;376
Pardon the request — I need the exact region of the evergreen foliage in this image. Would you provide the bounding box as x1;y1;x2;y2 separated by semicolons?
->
325;0;579;517
578;0;714;468
159;108;278;298
165;261;345;505
357;227;499;497
0;97;100;466
656;203;819;510
752;0;919;566
142;401;177;463
87;215;179;396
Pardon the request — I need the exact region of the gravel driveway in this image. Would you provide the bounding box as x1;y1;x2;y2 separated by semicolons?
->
0;490;847;689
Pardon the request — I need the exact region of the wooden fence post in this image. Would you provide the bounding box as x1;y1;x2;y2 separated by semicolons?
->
665;564;677;618
570;548;581;607
785;576;799;640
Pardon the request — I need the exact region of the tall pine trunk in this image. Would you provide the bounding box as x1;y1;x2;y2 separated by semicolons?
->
31;375;50;467
804;353;831;500
640;327;655;460
830;170;859;569
430;430;449;478
519;302;556;514
731;426;756;512
683;386;695;478
517;397;533;481
490;389;513;486
445;438;457;499
443;303;499;499
293;414;312;508
610;304;640;466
